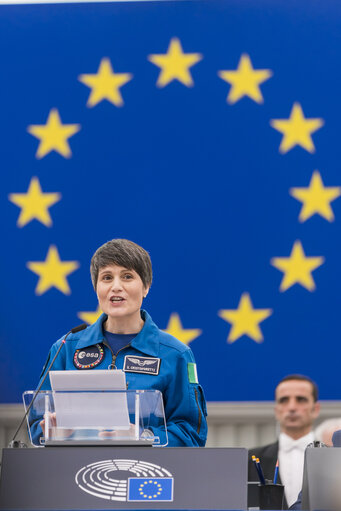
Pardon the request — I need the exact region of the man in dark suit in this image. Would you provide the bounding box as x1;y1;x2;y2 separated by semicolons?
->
248;374;320;509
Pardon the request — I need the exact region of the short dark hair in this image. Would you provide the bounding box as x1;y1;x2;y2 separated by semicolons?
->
276;374;318;402
90;239;153;290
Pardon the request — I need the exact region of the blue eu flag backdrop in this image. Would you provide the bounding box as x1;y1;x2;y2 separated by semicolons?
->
0;0;340;402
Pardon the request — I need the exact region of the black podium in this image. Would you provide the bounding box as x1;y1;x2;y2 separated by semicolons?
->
0;446;247;510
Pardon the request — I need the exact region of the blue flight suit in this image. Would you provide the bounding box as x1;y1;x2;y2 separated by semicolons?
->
30;310;207;447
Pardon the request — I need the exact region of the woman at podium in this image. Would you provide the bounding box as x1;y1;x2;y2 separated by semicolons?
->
30;239;207;447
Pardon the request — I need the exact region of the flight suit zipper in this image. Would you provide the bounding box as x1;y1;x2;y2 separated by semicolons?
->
194;388;202;434
103;340;131;388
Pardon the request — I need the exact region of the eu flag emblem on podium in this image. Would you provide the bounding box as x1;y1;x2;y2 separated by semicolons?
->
128;478;174;501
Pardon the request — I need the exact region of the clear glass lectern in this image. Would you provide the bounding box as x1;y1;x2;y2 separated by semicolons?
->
23;389;168;447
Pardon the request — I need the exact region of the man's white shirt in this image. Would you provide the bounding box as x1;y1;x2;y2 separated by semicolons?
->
278;431;314;507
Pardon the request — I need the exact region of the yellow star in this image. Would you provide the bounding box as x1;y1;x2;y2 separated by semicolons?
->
8;177;61;227
78;58;133;107
164;312;202;345
148;37;203;87
290;170;341;222
270;103;324;153
27;245;79;295
218;293;272;343
27;109;80;159
271;240;324;292
78;305;102;325
218;54;272;104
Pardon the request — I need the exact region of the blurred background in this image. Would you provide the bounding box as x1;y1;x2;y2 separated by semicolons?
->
1;0;341;449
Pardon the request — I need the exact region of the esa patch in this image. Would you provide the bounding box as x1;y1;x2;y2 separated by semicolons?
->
73;343;104;369
123;355;160;375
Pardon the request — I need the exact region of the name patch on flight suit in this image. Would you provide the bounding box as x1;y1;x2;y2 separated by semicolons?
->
123;355;160;375
73;344;104;369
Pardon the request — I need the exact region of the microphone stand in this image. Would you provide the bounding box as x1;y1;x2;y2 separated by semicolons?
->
8;324;87;448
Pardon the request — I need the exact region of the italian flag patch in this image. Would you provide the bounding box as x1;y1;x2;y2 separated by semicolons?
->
187;363;198;384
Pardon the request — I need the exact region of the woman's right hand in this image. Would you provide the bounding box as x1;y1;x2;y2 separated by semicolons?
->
39;412;73;439
39;411;57;436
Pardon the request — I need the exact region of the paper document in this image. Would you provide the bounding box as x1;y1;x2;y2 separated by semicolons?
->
49;369;126;391
49;370;130;429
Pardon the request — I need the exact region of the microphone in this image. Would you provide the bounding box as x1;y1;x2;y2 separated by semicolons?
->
8;323;87;448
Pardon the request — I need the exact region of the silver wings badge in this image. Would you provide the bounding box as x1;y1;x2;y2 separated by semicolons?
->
128;357;156;367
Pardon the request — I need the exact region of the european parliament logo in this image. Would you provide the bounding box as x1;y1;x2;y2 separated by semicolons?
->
128;478;174;502
75;459;173;502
